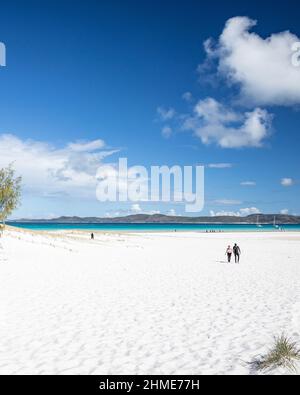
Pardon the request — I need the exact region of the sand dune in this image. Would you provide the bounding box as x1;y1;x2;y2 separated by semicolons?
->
0;228;299;375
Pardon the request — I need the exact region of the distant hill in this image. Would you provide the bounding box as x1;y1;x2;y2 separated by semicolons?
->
9;214;300;224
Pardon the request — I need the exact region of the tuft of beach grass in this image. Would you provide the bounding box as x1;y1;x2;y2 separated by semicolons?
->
251;334;300;373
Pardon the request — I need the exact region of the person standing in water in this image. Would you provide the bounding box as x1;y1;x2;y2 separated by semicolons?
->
233;243;241;263
226;245;233;263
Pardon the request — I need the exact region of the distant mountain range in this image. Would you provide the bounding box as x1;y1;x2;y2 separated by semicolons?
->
9;214;300;224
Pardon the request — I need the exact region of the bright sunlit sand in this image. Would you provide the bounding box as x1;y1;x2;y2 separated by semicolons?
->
0;227;299;375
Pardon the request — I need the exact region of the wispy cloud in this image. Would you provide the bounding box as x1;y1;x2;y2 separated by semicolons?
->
241;181;256;186
161;126;173;139
213;199;242;205
0;134;119;199
182;92;193;102
157;107;176;121
208;163;233;169
67;140;105;152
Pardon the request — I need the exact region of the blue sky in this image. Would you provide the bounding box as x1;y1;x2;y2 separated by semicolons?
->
0;0;299;218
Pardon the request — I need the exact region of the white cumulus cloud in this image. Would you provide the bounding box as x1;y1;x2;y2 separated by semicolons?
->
281;178;295;187
239;207;261;216
167;209;177;216
183;98;272;148
210;207;260;217
131;204;142;213
280;209;289;215
205;16;300;106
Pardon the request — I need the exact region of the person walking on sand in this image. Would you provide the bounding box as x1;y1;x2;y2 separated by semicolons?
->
91;233;94;240
233;243;241;263
226;245;233;263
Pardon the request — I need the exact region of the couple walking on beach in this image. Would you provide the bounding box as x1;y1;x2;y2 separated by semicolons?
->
226;244;241;263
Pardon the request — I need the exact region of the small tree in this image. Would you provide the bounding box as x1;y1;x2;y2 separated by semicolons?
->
0;165;22;232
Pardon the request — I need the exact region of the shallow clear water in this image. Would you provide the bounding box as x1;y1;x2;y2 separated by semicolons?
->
7;222;300;232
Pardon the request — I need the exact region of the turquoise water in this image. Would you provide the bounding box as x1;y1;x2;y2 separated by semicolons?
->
7;222;300;232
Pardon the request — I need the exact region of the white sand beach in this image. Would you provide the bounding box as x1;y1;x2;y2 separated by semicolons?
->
0;228;299;375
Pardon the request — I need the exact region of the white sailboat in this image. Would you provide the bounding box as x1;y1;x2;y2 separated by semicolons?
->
256;215;262;228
